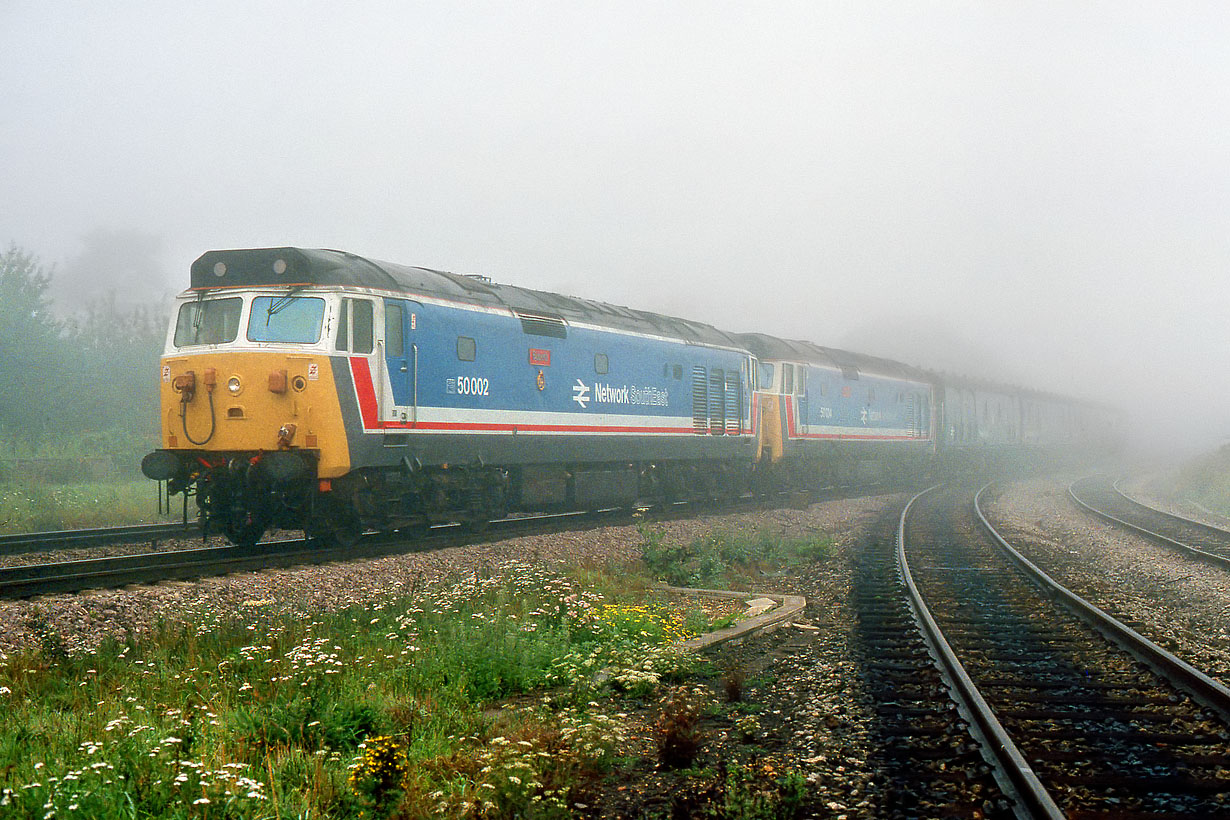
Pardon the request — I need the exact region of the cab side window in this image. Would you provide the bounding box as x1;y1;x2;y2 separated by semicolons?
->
385;303;404;357
335;298;374;354
352;300;373;354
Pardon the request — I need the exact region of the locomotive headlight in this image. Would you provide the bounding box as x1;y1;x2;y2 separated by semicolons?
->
227;376;242;395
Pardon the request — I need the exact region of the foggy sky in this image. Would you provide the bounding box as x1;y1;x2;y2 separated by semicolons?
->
3;2;1227;452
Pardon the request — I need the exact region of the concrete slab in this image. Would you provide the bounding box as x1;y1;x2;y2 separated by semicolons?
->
664;585;807;652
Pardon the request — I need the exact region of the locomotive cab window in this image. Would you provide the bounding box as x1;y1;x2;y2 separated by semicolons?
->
385;303;404;357
782;364;794;394
174;297;243;347
457;336;476;362
335;298;374;354
757;362;775;390
247;296;325;344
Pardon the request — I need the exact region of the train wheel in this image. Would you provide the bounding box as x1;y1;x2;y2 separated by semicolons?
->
224;516;266;548
307;495;363;548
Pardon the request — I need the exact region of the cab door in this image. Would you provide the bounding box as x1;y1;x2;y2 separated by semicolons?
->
382;299;421;425
336;297;384;424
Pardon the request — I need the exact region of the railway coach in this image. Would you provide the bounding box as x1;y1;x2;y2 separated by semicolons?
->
737;334;937;484
141;248;758;545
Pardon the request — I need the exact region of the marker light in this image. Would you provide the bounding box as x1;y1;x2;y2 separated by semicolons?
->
213;262;227;277
227;377;242;395
273;258;287;275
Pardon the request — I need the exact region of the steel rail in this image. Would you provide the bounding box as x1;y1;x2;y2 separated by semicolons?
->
897;485;1064;820
1068;476;1230;571
0;538;313;598
1111;477;1230;539
0;509;612;600
977;482;1230;725
0;521;202;557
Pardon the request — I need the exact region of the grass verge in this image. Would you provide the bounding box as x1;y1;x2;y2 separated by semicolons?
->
0;559;723;818
0;480;171;534
1172;444;1230;516
1;525;832;818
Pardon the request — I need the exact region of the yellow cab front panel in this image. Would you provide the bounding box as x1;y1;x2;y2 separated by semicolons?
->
158;350;351;478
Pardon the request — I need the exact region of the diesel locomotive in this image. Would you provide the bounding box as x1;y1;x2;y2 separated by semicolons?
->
141;247;1119;545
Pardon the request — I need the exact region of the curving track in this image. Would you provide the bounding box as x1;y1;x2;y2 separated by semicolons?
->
848;500;1015;817
1069;476;1230;569
899;483;1230;818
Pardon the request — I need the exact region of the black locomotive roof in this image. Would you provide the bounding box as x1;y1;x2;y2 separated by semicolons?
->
192;247;745;349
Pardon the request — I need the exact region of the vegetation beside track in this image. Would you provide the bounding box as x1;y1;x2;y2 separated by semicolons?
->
0;526;830;819
0;243;167;534
0;480;172;534
1171;444;1230;516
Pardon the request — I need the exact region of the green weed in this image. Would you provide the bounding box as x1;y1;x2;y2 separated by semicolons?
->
640;526;834;589
0;560;720;818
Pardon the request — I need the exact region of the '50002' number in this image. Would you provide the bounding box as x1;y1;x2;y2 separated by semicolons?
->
457;376;489;396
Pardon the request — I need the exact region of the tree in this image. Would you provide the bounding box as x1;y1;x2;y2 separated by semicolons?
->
0;244;65;444
67;291;166;458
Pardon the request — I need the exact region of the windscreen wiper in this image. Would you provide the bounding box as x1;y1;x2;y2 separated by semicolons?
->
265;285;307;321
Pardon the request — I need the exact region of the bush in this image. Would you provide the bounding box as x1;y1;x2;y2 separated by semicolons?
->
640;527;834;589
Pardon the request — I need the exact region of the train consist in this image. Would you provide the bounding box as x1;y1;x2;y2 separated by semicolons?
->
141;248;1120;545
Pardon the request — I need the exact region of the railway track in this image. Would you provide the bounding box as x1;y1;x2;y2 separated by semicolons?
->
0;481;896;600
0;521;201;557
899;483;1230;818
1069;476;1230;570
0;509;622;600
849;501;1014;817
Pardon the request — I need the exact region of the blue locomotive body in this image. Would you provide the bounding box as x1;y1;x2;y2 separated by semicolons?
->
337;291;755;472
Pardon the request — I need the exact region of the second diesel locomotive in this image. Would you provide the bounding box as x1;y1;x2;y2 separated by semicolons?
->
141;247;1118;545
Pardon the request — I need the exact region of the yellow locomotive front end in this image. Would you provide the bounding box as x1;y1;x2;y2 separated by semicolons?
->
156;350;347;476
142;273;353;545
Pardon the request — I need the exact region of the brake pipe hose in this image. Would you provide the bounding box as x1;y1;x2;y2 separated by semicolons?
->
181;389;217;446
